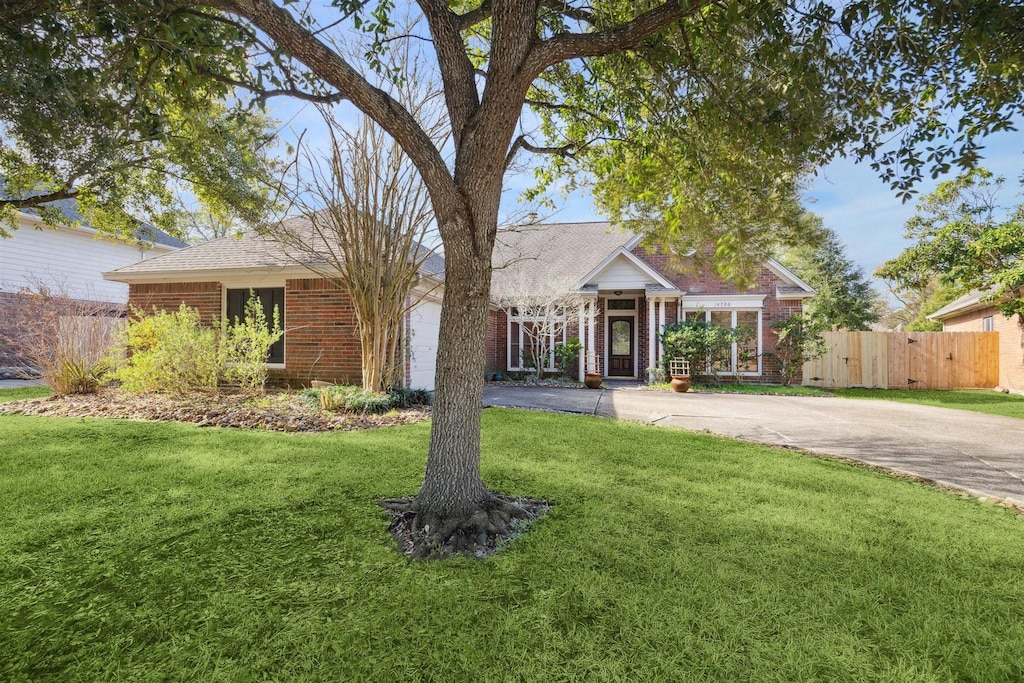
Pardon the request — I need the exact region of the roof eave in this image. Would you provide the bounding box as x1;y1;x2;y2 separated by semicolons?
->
765;258;815;293
102;264;321;284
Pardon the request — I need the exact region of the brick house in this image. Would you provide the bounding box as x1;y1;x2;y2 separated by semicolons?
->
488;222;815;383
103;225;445;389
929;291;1024;392
103;219;814;389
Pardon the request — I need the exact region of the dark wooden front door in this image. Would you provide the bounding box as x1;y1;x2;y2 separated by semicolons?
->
608;317;634;376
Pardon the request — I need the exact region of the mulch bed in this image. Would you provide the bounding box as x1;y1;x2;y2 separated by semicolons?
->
382;495;554;559
486;379;586;389
0;387;429;432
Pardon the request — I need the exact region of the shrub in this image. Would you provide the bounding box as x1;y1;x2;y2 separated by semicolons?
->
387;387;431;408
1;283;120;395
660;315;737;382
554;337;583;377
302;385;431;413
112;304;223;394
345;389;396;413
766;314;827;386
220;293;283;391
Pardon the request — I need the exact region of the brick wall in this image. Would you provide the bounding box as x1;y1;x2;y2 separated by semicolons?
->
128;278;363;387
486;308;507;375
943;307;1024;391
129;282;222;323
278;278;362;386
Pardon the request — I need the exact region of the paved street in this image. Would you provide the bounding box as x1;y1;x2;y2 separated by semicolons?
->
483;385;1024;507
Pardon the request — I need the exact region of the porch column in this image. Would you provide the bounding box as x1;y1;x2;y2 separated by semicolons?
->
587;299;597;374
578;305;586;379
658;297;667;365
647;296;656;380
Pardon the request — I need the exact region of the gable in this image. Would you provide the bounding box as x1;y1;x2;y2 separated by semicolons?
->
579;247;677;290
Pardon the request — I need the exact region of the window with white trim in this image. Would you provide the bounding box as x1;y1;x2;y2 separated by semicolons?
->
682;308;762;375
982;316;994;332
507;312;566;372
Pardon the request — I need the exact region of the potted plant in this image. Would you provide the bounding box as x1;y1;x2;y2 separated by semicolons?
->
583;357;602;389
668;358;691;393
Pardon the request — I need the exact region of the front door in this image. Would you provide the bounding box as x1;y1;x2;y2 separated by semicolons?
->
608;317;634;376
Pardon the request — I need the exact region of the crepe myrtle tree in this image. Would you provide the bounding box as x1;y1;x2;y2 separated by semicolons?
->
272;108;440;393
5;1;1024;557
495;276;584;382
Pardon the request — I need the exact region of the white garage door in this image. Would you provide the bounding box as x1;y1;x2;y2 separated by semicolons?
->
407;300;442;390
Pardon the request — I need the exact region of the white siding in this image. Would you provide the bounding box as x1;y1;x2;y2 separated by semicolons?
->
407;299;442;391
0;221;171;303
589;254;653;290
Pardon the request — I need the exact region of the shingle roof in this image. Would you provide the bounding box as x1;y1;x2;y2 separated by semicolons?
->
491;221;637;291
928;290;987;320
21;198;188;249
105;215;445;281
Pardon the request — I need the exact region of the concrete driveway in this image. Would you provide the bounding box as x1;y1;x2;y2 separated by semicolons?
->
483;385;1024;507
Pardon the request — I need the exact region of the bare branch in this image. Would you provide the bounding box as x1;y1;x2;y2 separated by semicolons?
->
524;0;713;78
209;0;457;208
504;135;575;170
416;0;480;145
493;273;584;379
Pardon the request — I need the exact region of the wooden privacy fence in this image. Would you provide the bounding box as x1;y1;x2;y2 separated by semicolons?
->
802;331;999;390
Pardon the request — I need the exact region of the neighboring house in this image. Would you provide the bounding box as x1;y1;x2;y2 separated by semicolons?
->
929;291;1024;391
0;202;186;370
103;222;445;390
487;222;814;383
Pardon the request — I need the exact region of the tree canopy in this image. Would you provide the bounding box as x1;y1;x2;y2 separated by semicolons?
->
877;169;1024;320
0;3;280;238
780;215;882;331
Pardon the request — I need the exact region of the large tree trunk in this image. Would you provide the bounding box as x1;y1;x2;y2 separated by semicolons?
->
382;180;543;556
418;224;492;518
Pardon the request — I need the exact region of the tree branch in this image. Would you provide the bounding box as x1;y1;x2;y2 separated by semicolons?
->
524;0;713;78
198;68;345;104
417;0;480;146
505;135;575;170
0;188;78;211
452;0;494;31
524;96;616;128
206;0;457;208
539;0;596;26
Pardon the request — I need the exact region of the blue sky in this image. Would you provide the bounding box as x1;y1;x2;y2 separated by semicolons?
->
275;99;1022;287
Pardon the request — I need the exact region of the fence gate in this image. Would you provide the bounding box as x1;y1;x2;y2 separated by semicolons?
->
802;331;999;390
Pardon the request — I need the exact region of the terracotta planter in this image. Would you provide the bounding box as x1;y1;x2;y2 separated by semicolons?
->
669;374;691;393
584;372;602;389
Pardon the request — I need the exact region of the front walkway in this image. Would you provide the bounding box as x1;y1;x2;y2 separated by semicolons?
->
482;385;1024;508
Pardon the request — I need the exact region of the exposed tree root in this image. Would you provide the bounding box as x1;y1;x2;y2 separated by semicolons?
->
380;493;553;559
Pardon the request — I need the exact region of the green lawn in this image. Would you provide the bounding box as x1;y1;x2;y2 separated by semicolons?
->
836;388;1024;420
647;382;831;396
0;386;50;403
2;408;1024;681
694;382;832;396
